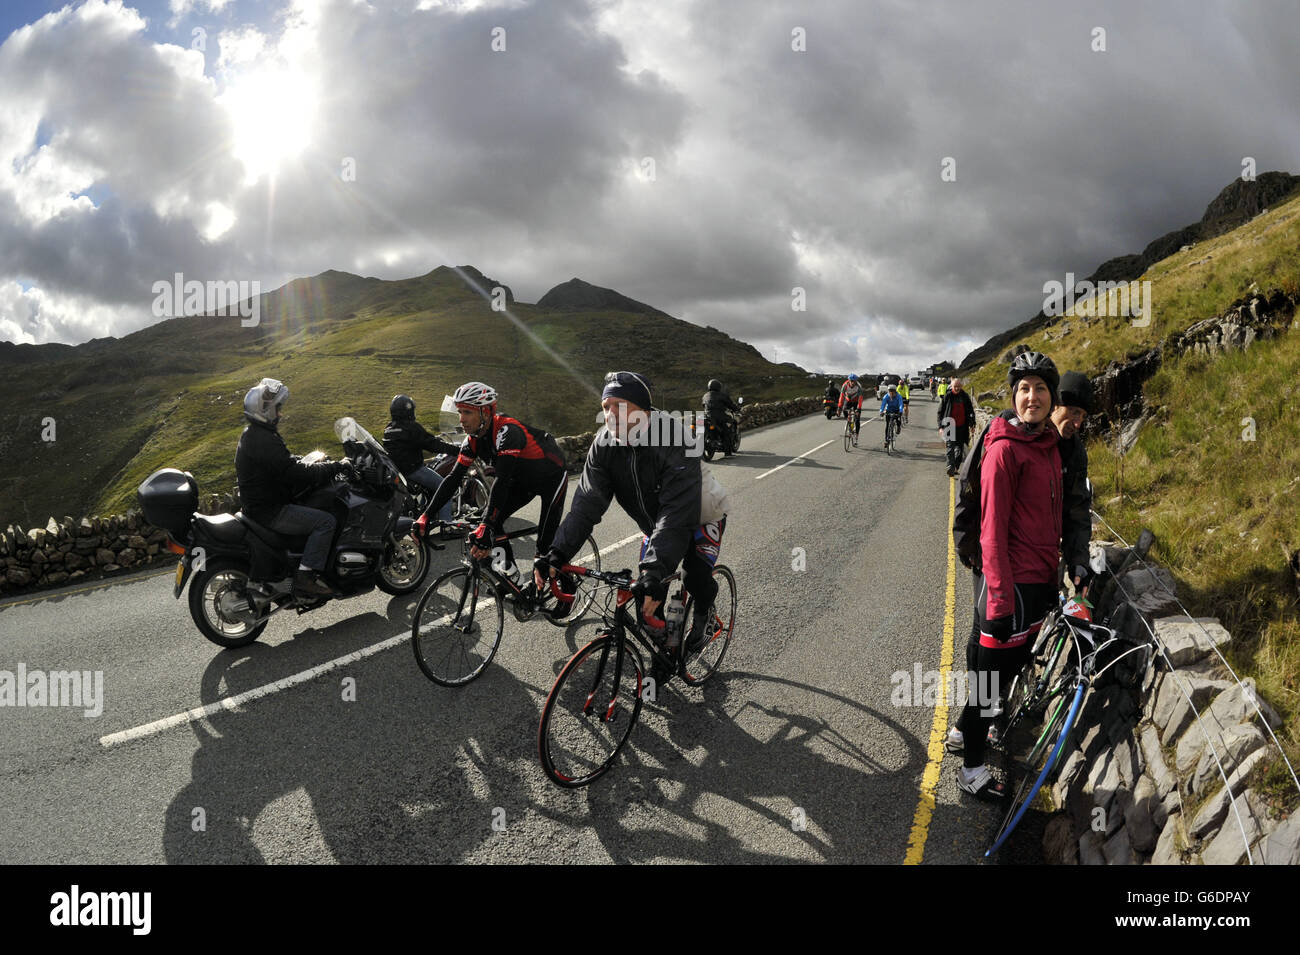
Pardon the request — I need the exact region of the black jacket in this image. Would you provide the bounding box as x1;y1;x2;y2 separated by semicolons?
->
824;384;839;401
937;390;976;440
702;390;739;421
382;419;459;475
235;419;337;523
551;414;702;582
1058;433;1092;574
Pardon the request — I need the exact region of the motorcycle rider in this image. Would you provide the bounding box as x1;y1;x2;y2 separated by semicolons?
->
823;378;840;417
538;371;728;673
702;379;741;454
417;381;568;581
382;394;457;522
235;377;350;598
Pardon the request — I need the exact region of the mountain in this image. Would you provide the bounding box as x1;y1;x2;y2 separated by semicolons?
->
536;278;663;315
958;171;1300;370
0;267;809;527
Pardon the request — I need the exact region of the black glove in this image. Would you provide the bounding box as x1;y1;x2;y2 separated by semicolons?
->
333;460;357;480
985;615;1013;644
631;573;666;606
470;523;495;552
534;553;562;581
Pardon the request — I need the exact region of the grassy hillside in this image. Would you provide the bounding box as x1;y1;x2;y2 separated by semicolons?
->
0;267;812;526
960;193;1300;800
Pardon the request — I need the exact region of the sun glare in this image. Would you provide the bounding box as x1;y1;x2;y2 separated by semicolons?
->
219;68;316;183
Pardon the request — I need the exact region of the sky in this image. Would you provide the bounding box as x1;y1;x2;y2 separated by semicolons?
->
1;0;1297;375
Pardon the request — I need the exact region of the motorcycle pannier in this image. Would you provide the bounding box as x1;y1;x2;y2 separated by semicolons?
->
137;468;199;541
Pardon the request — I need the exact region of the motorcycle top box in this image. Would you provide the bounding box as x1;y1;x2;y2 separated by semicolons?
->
137;468;198;541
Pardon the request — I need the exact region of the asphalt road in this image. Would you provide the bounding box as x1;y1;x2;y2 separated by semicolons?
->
0;395;1022;864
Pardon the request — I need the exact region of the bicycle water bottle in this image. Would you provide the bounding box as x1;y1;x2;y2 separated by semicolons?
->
664;590;686;639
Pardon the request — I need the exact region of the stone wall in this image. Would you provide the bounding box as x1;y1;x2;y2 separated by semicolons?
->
1034;540;1298;865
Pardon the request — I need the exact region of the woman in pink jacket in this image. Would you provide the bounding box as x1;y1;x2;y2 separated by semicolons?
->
952;351;1062;801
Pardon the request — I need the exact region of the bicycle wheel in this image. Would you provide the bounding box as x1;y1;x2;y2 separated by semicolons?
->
680;564;737;686
411;566;504;686
545;533;602;627
987;678;1086;857
843;417;852;452
455;474;491;521
1001;620;1070;741
538;633;645;787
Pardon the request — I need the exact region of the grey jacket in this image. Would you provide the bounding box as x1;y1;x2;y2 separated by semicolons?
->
550;415;702;581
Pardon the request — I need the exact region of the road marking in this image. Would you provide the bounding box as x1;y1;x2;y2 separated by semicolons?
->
753;440;834;480
98;532;645;748
903;477;957;864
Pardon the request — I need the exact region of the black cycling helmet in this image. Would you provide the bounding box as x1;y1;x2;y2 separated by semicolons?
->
390;394;415;421
707;379;722;392
1007;351;1059;405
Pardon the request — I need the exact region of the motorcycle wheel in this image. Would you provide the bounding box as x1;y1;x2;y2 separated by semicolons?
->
188;558;270;649
377;531;432;596
703;442;716;462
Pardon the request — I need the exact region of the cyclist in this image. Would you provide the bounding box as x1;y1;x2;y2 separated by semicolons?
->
897;378;910;425
949;351;1062;802
538;371;728;667
879;382;904;448
837;373;864;432
930;376;938;398
937;378;948;398
417;381;568;583
382;394;457;522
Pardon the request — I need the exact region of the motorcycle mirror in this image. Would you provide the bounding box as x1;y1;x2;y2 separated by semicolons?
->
738;396;744;404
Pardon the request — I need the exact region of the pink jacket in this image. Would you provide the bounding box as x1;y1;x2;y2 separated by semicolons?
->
979;416;1062;619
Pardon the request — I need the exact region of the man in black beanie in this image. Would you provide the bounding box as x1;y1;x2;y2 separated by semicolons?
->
539;371;729;672
1052;371;1094;594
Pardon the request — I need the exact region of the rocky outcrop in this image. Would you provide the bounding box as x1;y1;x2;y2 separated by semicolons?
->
1033;536;1291;865
537;278;665;316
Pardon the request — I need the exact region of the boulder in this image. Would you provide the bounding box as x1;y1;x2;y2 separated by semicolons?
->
96;548;116;566
1189;747;1270;838
127;534;148;550
1103;825;1136;865
1203;790;1270;865
1140;726;1176;797
1159;674;1235;746
1078;830;1106;865
1260;814;1300;865
5;567;32;587
44;570;68;586
1154;617;1231;668
1191;723;1267;796
1151;812;1183;865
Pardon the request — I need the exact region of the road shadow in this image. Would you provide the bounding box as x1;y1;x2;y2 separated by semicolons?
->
161;607;540;863
531;671;931;863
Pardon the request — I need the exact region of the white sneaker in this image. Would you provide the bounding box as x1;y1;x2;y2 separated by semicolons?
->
945;726;964;753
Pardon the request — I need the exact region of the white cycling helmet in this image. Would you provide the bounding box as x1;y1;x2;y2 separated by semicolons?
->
243;377;289;424
452;381;498;408
887;382;897;391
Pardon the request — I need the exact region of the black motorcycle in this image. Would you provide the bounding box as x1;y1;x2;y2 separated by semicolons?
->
138;417;432;648
702;397;744;461
823;396;837;419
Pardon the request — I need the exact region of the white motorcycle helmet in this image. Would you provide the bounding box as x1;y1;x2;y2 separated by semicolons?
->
243;377;289;424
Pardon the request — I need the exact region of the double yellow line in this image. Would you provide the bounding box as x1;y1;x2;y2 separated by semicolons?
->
903;478;957;864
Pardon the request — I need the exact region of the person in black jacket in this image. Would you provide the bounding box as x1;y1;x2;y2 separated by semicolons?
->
702;379;741;452
382;394;458;521
235;378;349;597
1051;371;1094;595
937;378;976;477
540;371;727;659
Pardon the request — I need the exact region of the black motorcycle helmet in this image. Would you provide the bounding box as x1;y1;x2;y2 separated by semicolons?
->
390;394;415;422
707;379;722;392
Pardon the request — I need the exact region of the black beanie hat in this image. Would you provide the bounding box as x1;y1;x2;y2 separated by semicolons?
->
1058;371;1093;413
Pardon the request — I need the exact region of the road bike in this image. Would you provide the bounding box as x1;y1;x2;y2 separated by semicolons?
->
410;520;601;686
985;593;1153;856
883;411;902;455
843;409;861;451
537;563;737;787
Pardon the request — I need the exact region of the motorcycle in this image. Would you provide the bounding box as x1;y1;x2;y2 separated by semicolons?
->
138;417;433;648
823;396;837;419
702;397;744;461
